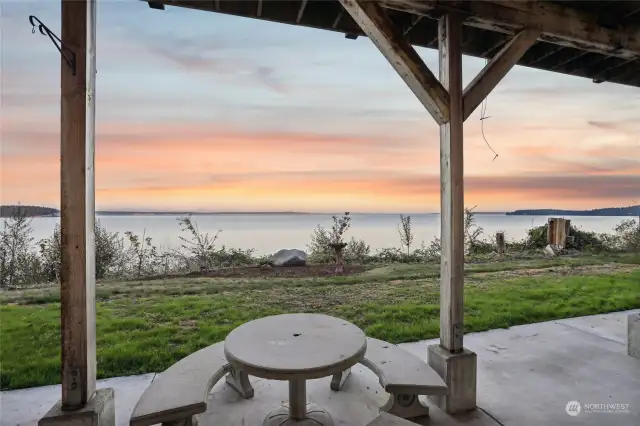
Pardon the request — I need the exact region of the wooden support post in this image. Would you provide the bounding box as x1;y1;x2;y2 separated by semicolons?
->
462;28;540;121
60;0;97;410
438;13;464;353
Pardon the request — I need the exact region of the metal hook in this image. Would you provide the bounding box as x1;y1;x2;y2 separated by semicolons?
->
28;15;76;75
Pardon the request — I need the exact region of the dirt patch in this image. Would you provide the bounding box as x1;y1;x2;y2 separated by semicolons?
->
176;264;368;279
472;263;637;279
178;319;197;330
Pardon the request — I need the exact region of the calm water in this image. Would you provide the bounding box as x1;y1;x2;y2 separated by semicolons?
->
26;214;629;255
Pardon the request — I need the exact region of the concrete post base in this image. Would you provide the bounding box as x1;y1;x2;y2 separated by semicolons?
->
628;313;640;359
39;388;115;426
427;345;477;414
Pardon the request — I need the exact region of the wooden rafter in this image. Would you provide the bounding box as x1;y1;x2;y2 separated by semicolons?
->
463;27;540;121
480;35;509;57
339;0;450;124
381;0;640;59
403;15;422;36
296;0;307;24
526;44;565;66
548;50;590;72
332;10;344;29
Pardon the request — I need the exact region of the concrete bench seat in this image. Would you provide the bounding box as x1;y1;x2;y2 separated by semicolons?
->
130;342;253;426
332;337;448;420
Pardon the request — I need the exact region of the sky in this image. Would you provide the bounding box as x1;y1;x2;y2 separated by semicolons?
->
1;0;639;213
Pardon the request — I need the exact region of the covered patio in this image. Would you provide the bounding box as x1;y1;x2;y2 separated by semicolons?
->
27;0;640;425
5;310;639;425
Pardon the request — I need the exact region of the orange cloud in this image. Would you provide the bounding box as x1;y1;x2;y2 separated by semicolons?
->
3;115;638;212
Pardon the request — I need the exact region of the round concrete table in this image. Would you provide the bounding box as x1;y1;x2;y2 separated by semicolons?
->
224;313;367;425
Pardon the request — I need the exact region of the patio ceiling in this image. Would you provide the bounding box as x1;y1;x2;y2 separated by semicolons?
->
145;0;640;88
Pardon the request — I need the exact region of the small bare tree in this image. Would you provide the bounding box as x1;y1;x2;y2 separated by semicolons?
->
124;230;158;277
397;214;414;255
177;214;220;272
464;206;484;254
330;212;351;244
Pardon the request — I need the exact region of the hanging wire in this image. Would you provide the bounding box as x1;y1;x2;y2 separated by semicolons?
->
480;59;499;161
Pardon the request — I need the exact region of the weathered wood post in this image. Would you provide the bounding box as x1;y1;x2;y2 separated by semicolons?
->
338;0;539;415
329;243;347;274
59;0;97;410
39;1;114;425
496;232;505;257
547;218;570;248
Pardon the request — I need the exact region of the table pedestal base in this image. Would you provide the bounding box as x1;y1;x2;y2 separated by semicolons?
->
263;403;334;426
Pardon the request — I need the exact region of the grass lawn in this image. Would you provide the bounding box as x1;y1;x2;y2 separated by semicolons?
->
1;254;639;390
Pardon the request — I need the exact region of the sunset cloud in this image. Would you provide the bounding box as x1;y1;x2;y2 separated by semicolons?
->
1;0;638;212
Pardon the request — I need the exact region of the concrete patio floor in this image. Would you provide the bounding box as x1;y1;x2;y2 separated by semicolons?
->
2;310;638;426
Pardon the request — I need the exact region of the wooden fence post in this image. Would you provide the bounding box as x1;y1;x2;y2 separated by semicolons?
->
496;232;505;257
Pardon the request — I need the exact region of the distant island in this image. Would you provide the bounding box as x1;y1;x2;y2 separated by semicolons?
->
0;206;310;217
0;205;59;217
95;211;311;216
507;205;640;216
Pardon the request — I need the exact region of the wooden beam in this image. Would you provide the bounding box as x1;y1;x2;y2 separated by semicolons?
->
296;0;307;24
332;10;344;29
462;27;540;120
339;0;450;124
591;58;637;82
547;50;590;72
527;44;565;66
382;0;640;59
60;0;97;410
438;12;464;353
403;15;422;36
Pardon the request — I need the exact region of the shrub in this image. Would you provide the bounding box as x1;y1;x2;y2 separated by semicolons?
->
39;221;125;282
176;215;257;270
525;223;607;251
95;221;125;278
177;215;220;272
307;213;353;263
605;219;640;252
412;240;441;262
38;226;61;283
464;207;493;255
212;246;256;267
343;237;371;264
0;207;38;288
